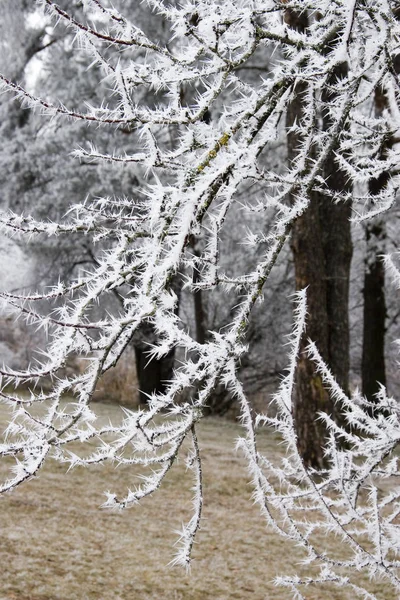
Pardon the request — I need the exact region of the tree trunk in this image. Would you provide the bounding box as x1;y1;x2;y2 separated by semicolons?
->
135;339;175;404
361;84;390;402
192;243;207;346
287;10;352;468
319;60;353;419
134;275;181;404
291;199;332;467
362;221;387;401
285;9;331;468
191;239;233;414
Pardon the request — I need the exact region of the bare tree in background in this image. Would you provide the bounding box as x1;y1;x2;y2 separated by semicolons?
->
361;21;400;402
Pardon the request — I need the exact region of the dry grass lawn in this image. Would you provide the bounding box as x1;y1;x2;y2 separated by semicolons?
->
0;401;396;600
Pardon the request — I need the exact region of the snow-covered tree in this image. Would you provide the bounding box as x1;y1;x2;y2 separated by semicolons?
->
1;1;400;596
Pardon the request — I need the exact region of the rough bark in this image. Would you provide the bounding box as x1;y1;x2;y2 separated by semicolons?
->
285;9;331;468
362;220;387;401
291;199;333;467
287;11;352;468
319;60;353;405
361;84;389;402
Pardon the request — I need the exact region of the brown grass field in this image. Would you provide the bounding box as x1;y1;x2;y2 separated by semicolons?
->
0;401;396;600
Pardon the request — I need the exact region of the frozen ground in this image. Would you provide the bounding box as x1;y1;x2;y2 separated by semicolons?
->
0;402;395;600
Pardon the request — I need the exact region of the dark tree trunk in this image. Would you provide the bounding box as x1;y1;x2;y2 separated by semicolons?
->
362;221;387;401
135;341;175;404
286;9;331;468
319;60;353;417
193;244;207;346
291;199;333;467
191;239;232;414
361;84;390;402
287;11;352;468
319;197;352;397
134;275;181;404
